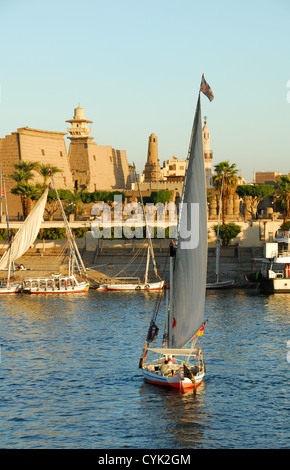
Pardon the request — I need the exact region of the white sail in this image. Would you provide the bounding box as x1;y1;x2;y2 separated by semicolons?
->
169;94;207;348
0;188;48;270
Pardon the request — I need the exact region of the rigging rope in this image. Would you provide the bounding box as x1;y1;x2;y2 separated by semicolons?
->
112;242;147;278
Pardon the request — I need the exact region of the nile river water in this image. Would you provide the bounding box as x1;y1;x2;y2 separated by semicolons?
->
0;289;289;449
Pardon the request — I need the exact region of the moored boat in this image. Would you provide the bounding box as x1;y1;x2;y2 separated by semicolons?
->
22;274;89;294
249;231;290;294
3;170;89;295
96;165;164;292
206;279;234;289
259;254;290;294
0;177;49;293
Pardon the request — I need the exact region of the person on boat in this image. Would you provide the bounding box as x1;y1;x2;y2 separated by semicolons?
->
160;356;176;376
169;240;176;257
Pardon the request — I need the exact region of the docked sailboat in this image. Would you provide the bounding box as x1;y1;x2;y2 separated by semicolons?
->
140;75;213;392
22;172;89;294
0;169;28;293
206;172;234;290
96;165;164;292
97;240;164;291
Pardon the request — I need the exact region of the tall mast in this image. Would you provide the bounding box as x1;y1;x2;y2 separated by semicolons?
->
2;169;15;284
49;169;86;275
144;244;150;284
0;164;2;223
215;172;224;283
133;163;158;278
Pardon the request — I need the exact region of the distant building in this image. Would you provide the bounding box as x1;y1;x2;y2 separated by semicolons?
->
141;118;214;187
67;106;131;192
0;106;131;218
254;171;282;185
162;156;186;182
143;133;161;182
0;126;73;217
202;117;214;188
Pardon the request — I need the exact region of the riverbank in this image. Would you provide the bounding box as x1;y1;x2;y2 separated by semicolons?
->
0;239;263;289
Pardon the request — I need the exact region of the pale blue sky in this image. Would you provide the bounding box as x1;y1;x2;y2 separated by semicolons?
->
0;0;290;182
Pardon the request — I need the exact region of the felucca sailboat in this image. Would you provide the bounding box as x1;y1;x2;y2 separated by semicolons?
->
22;171;89;294
0;182;48;293
102;240;164;291
96;165;164;291
140;75;213;392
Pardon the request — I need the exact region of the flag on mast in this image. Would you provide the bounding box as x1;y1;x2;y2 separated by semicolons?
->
200;74;214;101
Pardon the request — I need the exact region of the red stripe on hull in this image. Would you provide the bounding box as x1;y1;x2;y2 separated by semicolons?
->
144;376;202;392
0;291;22;294
106;287;163;291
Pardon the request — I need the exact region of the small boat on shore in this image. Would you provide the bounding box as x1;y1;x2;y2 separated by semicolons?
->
22;273;89;294
0;175;49;294
139;75;213;392
96;165;164;292
206;279;234;289
0;169;89;295
22;171;89;295
96;241;164;291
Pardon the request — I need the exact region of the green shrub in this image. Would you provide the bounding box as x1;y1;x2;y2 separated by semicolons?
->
71;227;90;238
0;229;17;240
280;221;290;231
213;223;241;246
37;228;67;240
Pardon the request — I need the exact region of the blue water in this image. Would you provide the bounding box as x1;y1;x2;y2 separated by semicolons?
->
0;290;289;449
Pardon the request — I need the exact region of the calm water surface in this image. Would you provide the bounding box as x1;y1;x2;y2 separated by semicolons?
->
0;289;289;449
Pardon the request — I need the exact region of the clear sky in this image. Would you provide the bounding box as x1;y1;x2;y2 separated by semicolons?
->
0;0;289;182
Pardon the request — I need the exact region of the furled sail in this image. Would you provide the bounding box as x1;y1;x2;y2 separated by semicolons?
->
0;188;48;270
169;94;207;348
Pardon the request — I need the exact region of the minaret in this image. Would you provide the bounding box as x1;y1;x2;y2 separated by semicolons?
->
66;106;93;140
202;117;213;188
66;106;94;190
144;133;161;182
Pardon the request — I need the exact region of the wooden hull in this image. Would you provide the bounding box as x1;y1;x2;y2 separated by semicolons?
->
97;281;164;291
260;277;290;294
142;368;204;392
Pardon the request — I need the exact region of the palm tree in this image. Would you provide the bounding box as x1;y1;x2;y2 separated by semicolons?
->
274;175;290;223
37;163;61;187
10;161;40;218
64;190;84;219
212;161;238;225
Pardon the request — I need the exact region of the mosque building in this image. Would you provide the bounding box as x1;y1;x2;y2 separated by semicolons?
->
141;118;214;186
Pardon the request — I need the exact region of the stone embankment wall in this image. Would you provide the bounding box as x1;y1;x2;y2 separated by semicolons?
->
0;234;264;288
